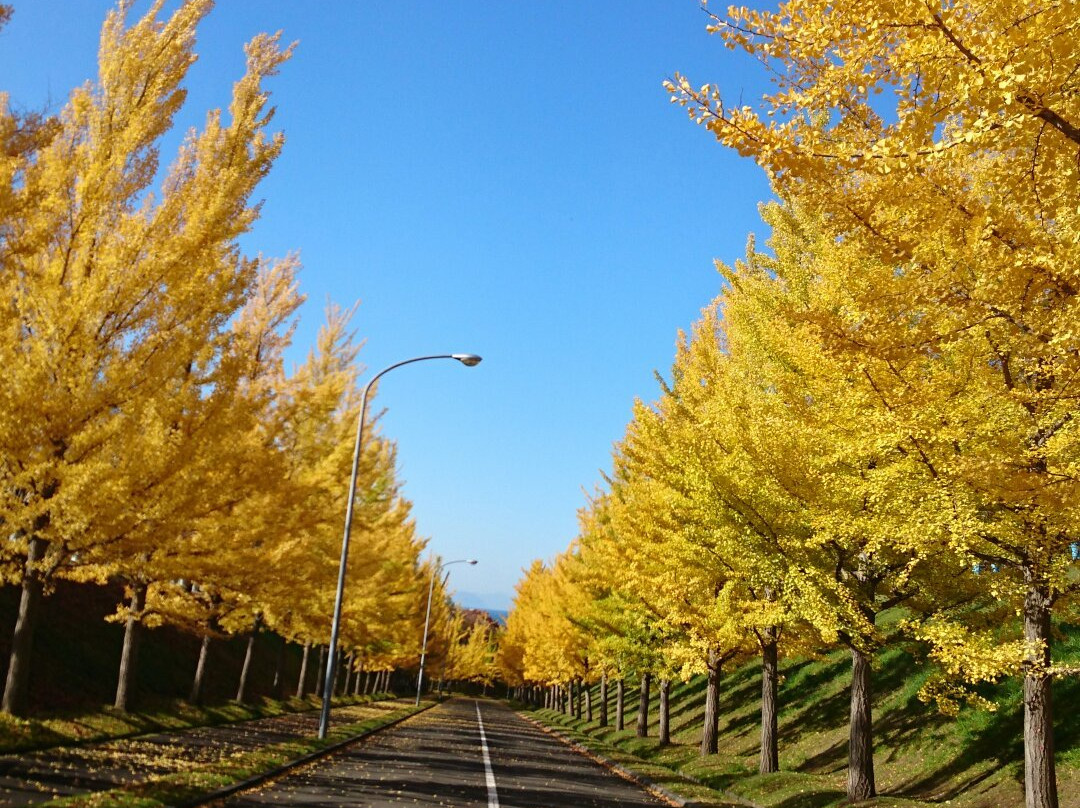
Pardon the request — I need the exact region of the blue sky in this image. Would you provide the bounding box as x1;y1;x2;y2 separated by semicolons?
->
0;1;773;610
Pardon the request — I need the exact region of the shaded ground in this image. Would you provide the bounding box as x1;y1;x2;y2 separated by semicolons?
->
0;700;403;806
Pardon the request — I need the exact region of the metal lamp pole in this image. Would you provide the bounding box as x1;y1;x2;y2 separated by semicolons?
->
416;557;477;706
317;353;482;739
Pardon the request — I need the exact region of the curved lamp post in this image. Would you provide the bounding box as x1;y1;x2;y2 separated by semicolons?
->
318;353;482;739
416;557;477;705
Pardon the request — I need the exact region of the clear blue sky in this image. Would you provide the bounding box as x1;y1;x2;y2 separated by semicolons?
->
0;1;773;611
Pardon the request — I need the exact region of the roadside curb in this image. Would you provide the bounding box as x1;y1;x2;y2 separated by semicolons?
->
173;701;438;807
516;712;711;808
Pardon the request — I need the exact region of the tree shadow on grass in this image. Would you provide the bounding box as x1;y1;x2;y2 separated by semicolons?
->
771;791;847;808
777;688;850;748
891;677;1031;802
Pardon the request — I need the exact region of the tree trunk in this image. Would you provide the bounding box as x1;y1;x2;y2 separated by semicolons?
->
342;652;353;695
235;615;262;703
616;678;625;730
761;632;780;774
659;678;671;746
113;582;146;712
847;646;876;802
315;646;327;697
189;634;211;705
1023;576;1059;808
296;641;311;698
365;670;374;695
272;635;287;698
599;675;608;727
354;664;364;696
701;650;721;756
636;672;651;738
575;678;583;719
2;538;47;716
586;681;593;722
332;649;344;695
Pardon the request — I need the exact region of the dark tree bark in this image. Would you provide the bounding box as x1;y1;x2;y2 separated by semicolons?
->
585;681;593;722
575;679;583;719
658;678;671;746
616;678;625;730
2;538;47;716
271;635;287;698
235;614;262;703
701;650;721;756
847;646;876;802
599;675;608;727
296;641;311;698
189;634;212;705
332;649;344;695
760;631;780;774
636;672;651;738
1023;573;1059;808
342;652;353;695
315;645;327;698
113;582;146;712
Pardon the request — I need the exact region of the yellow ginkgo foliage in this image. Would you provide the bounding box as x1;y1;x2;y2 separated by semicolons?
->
670;3;1080;805
0;0;293;716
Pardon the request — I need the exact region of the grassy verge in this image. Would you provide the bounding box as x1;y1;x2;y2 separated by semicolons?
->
39;698;432;808
520;710;744;807
524;706;931;808
0;691;393;755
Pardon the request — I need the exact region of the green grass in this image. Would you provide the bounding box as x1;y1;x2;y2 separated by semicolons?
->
519;627;1080;808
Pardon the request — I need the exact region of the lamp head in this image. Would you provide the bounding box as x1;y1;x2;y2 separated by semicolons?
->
453;354;483;367
467;559;478;565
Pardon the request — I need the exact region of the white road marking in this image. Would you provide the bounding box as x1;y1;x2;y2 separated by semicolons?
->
475;701;500;808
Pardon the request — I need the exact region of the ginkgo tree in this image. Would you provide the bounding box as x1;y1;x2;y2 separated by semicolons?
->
669;2;1080;805
0;0;295;716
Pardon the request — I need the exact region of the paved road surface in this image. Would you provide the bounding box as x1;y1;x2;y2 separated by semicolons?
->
223;699;672;807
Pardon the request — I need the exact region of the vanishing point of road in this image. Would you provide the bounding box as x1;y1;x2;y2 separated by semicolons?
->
221;698;672;807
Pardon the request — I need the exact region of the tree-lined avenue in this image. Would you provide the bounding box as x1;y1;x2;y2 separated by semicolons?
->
223;699;673;808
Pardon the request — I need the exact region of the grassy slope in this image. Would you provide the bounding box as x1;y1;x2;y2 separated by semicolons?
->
528;628;1080;808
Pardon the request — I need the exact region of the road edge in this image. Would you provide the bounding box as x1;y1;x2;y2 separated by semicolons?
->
515;710;727;808
173;700;439;807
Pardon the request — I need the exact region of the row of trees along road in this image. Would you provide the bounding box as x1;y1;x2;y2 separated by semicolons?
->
0;1;469;717
501;1;1080;807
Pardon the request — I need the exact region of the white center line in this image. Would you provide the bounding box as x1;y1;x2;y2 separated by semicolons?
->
475;700;500;808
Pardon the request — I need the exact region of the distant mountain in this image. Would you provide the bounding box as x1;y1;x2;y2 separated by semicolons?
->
454;590;512;612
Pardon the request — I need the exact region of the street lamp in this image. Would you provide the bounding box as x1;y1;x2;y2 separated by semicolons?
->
416;557;477;706
317;353;482;739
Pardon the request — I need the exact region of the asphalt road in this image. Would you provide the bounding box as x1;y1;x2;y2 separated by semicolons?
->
222;698;673;807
